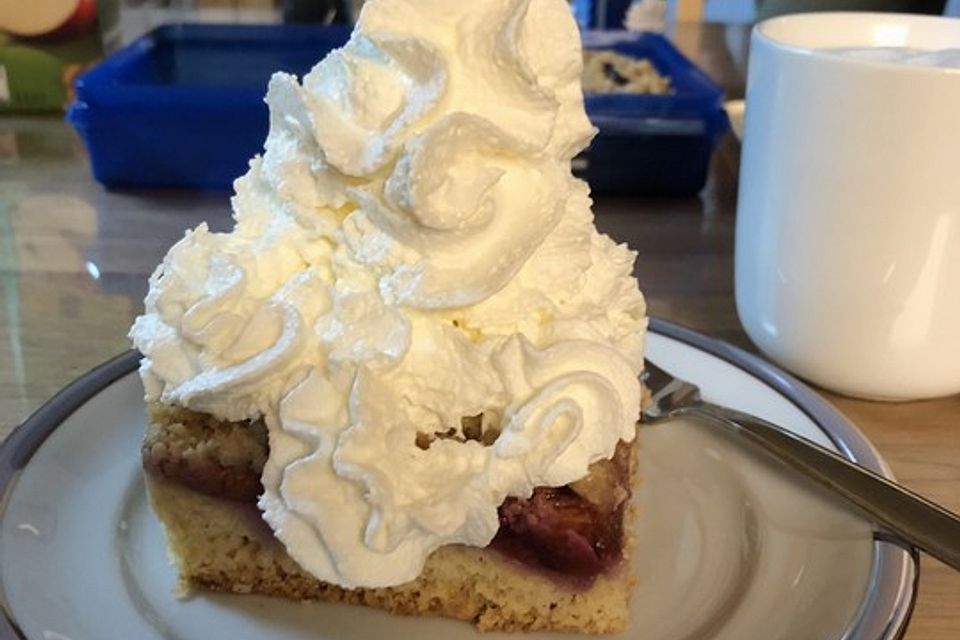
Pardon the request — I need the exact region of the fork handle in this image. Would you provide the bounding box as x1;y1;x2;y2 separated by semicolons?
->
689;402;960;572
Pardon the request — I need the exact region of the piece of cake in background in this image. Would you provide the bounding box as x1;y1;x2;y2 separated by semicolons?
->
130;0;647;633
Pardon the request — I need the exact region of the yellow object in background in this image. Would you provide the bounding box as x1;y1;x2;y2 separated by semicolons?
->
0;0;119;112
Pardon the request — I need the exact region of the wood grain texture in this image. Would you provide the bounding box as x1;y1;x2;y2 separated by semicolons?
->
0;21;955;639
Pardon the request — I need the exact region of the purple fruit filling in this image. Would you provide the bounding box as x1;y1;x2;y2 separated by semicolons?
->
143;409;634;591
489;441;632;586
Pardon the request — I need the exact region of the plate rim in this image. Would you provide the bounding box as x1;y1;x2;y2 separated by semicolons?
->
0;317;918;640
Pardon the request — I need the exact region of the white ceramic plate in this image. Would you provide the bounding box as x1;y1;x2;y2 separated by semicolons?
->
0;319;917;640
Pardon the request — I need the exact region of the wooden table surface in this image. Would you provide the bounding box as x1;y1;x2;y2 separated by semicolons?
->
0;20;956;639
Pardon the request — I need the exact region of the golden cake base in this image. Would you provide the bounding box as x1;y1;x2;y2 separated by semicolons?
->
146;474;634;633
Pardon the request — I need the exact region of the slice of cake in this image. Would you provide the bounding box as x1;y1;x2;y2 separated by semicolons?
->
130;0;648;634
142;406;638;633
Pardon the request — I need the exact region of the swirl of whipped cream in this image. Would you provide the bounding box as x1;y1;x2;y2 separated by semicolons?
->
491;337;640;489
131;219;332;421
354;111;570;308
334;0;595;309
261;330;637;588
131;0;647;590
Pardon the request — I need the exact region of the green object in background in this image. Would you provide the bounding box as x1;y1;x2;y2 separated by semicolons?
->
0;42;66;109
0;0;119;113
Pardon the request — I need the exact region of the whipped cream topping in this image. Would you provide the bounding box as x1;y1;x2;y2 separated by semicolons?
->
131;0;647;589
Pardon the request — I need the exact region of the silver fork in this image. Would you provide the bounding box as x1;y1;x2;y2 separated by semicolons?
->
641;359;960;572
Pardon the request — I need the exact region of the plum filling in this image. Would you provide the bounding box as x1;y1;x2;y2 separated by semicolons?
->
490;440;633;587
143;407;634;589
416;417;633;585
492;487;626;581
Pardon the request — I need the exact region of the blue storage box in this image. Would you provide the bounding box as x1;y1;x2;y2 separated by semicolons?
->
69;24;351;189
68;24;727;194
578;31;729;194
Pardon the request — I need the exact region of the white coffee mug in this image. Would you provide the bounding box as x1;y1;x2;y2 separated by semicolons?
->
735;13;960;401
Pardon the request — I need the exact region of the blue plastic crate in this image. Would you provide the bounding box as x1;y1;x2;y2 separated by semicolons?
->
68;24;728;194
69;24;351;189
578;31;730;194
